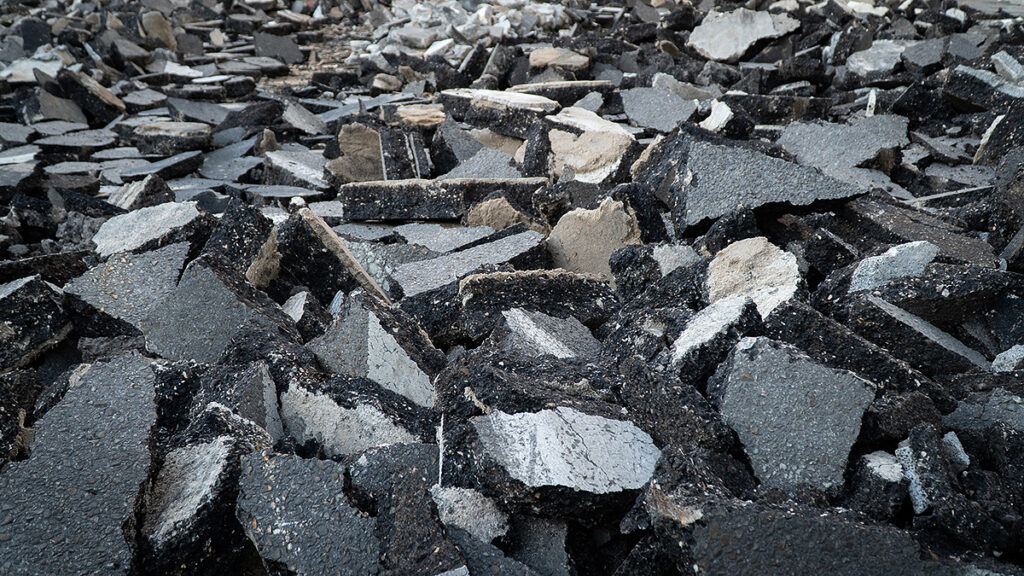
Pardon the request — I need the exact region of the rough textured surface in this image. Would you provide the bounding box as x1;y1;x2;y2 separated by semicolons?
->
392;229;544;297
471;407;660;494
0;353;155;576
706;237;800;318
686;9;799;63
547;198;640;279
65;242;189;331
236;452;379;575
848;241;939;293
710;338;873;491
91;201;203;257
677;142;862;229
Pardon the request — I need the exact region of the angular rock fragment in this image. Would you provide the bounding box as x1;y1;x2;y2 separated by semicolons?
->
338;177;546;221
668;295;761;384
191;362;285;442
488;308;602;360
705;237;800;318
395;223;495;253
393;228;544;297
0;353;155;575
459;268;618;341
264;149;328;191
845;294;989;376
236;452;378;575
106;174;175;210
691;504;945;575
621;87;697;133
778;115;909;194
141;435;255;575
547;198;640;279
132;122;211;156
709;337;873;492
64;242;189;334
278;375;429;458
841;195;998;267
464;406;660;498
440;88;560;138
281;291;332;342
0;275;70;370
431;485;509;544
307;291;444;407
90;201;210;258
848;241;939;293
140;257;297;364
57;69;126;126
677;142;862;230
347;443;467;575
686;8;799;63
545;107;637;184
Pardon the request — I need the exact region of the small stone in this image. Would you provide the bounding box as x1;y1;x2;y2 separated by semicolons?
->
132;121;211;155
264;149;328;190
546;107;637;184
142;11;177;51
431;486;509;543
0;276;69;371
847;41;914;80
254;32;304;64
529;47;590;71
991;345;1024;372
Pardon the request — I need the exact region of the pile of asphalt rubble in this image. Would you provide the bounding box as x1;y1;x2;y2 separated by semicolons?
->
8;0;1024;573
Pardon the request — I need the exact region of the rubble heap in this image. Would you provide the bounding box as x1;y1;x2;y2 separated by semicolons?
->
4;0;1024;573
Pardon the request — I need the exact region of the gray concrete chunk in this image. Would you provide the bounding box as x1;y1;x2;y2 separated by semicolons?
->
307;292;441;407
710;337;873;491
489;308;599;360
91;201;201;258
471;407;660;494
848;241;939;293
140;259;294;364
620;87;697;133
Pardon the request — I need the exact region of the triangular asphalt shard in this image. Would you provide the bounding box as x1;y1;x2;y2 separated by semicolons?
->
675;141;863;231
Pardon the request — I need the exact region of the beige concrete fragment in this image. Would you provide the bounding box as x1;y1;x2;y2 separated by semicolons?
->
547;198;640;279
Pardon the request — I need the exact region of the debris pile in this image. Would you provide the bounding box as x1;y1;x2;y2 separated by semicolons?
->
3;0;1024;573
